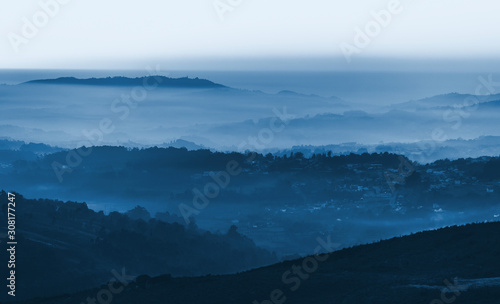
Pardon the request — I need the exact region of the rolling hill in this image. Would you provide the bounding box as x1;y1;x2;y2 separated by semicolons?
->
14;221;500;304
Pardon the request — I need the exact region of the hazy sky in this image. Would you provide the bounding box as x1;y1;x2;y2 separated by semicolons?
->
1;0;500;70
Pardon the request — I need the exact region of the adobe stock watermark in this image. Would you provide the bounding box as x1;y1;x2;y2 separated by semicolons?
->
79;268;136;304
384;155;415;194
213;0;244;21
51;65;164;183
416;73;500;161
253;235;340;304
178;107;294;224
340;0;404;63
441;74;500;131
7;0;72;53
429;277;468;304
384;74;500;189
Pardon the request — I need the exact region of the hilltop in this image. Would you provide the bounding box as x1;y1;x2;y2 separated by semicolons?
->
23;76;227;88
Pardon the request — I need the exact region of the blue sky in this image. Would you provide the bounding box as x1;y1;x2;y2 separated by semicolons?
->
1;0;500;70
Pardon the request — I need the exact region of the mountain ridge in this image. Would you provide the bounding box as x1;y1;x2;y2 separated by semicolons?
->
22;76;227;88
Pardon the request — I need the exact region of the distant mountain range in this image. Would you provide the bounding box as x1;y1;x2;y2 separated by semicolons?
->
23;76;227;88
390;92;500;111
182;92;500;152
2;76;500;157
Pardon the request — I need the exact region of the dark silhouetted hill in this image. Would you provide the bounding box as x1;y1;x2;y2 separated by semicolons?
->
0;191;277;301
23;76;227;88
14;221;500;304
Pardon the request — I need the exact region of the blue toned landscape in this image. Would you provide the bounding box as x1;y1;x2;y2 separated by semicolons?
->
1;71;500;303
1;0;500;303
